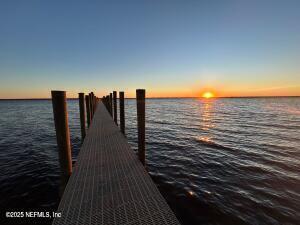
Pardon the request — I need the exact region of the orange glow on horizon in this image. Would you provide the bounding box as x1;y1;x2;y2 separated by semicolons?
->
202;91;215;99
0;84;300;99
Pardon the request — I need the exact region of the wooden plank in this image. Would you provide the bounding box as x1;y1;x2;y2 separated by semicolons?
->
52;101;180;225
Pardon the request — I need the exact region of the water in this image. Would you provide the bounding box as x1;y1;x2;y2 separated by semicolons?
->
0;98;299;225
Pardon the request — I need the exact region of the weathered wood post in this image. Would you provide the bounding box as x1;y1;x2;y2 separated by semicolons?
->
105;95;109;111
92;92;94;117
119;91;125;135
91;92;95;113
88;93;92;118
78;93;86;141
109;93;113;116
94;95;97;110
51;90;72;193
91;92;94;115
85;95;91;127
89;93;93;119
136;89;146;166
113;91;118;125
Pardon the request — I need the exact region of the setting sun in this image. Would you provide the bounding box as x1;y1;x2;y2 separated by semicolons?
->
202;92;214;98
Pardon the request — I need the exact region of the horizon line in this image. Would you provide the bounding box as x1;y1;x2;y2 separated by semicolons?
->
0;95;299;100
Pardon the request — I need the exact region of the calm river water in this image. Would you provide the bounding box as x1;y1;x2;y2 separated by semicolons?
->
0;97;299;225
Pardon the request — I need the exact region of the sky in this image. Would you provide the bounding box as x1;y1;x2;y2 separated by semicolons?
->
0;0;299;98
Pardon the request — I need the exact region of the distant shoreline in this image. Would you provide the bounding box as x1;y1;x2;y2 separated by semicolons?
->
0;96;299;100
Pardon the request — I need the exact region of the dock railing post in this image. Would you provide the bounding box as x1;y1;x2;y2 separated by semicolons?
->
136;89;145;166
92;92;94;117
91;92;95;115
106;96;109;109
89;93;93;119
113;91;118;125
85;95;91;127
119;91;125;135
91;92;95;113
102;96;105;107
78;93;86;141
109;93;113;116
95;95;98;110
51;90;72;194
106;95;109;111
94;95;96;112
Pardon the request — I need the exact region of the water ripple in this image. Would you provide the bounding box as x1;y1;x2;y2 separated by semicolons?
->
0;98;300;225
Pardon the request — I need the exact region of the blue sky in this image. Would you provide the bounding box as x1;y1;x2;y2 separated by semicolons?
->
0;0;299;98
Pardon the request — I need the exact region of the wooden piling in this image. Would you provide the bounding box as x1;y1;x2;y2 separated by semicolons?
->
89;93;93;118
136;89;146;166
94;95;97;110
105;95;109;111
85;95;91;127
109;93;113;116
92;93;95;117
119;91;125;135
91;92;94;115
78;93;86;141
51;90;72;193
91;92;95;113
113;91;118;125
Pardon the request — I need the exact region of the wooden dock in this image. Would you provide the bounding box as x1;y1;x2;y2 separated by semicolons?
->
52;101;180;225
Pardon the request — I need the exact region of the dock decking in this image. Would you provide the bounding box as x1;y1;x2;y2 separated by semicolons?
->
53;101;180;225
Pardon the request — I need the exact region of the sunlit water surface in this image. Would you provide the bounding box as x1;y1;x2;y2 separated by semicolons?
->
0;98;299;225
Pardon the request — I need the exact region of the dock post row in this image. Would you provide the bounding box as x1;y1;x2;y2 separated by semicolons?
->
51;89;147;192
51;90;99;193
103;90;145;162
52;88;180;225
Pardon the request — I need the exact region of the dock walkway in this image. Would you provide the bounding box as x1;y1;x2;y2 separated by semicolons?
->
53;101;180;225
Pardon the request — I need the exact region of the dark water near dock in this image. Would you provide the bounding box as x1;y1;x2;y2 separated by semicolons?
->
0;98;299;225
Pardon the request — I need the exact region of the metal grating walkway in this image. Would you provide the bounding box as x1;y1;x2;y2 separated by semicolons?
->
52;101;181;225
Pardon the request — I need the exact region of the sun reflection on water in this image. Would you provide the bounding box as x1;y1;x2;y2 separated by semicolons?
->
198;137;212;143
188;190;195;197
201;99;216;131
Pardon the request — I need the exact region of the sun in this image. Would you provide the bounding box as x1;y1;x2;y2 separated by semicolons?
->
202;92;214;99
